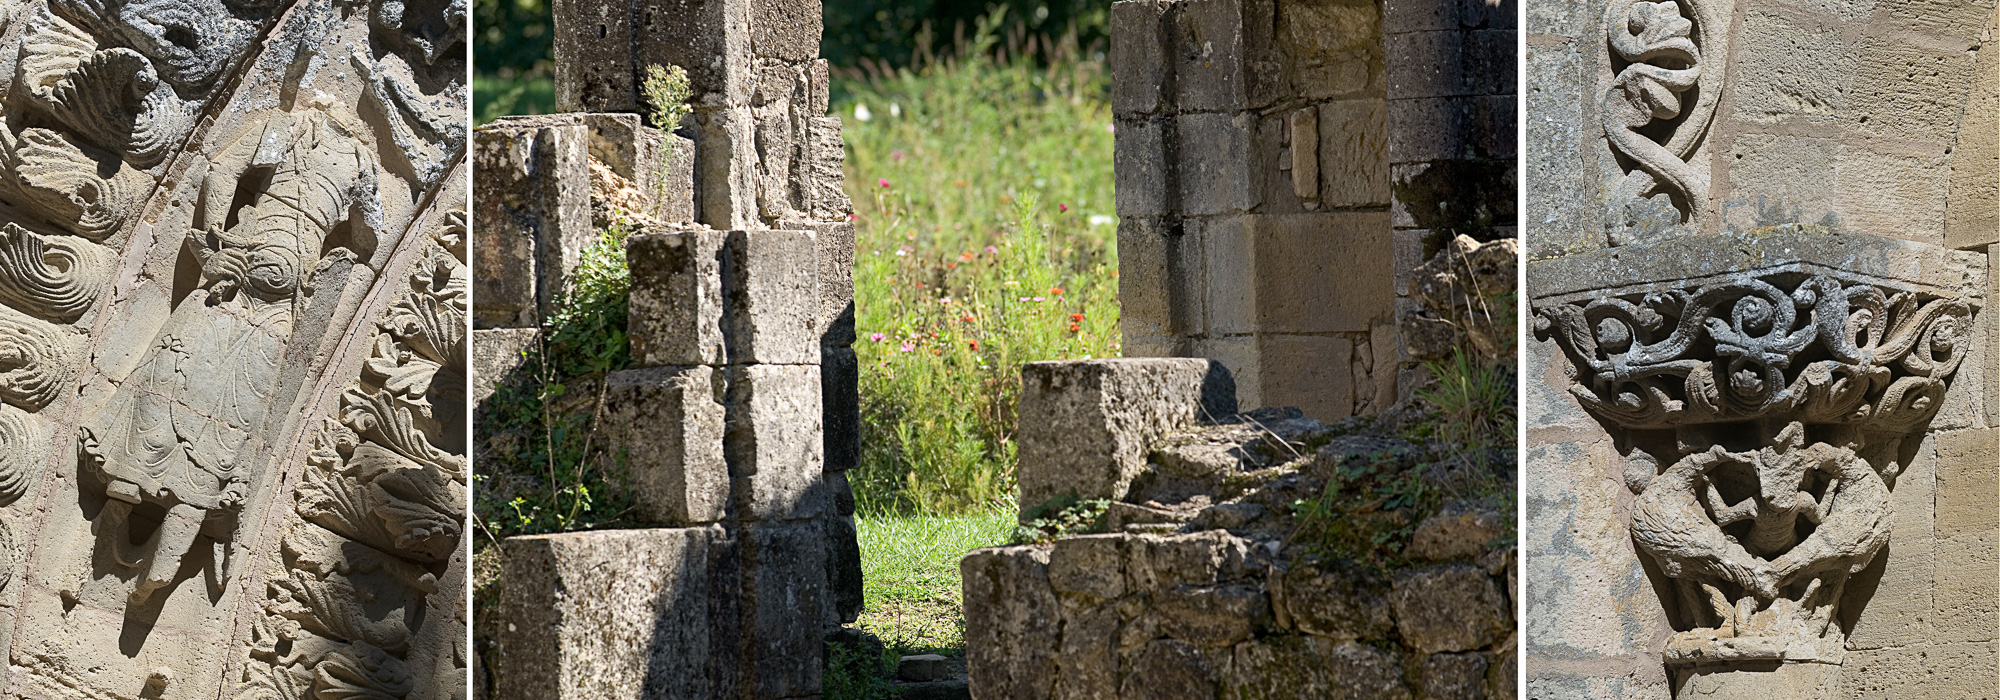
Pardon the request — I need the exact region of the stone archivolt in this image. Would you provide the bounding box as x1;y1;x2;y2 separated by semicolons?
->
1535;268;1977;666
1601;0;1725;241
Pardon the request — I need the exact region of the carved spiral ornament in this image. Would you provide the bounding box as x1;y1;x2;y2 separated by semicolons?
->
0;128;149;241
0;223;111;321
0;406;43;506
0;306;81;412
1601;0;1724;230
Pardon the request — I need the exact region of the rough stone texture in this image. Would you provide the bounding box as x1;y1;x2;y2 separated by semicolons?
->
496;528;737;700
724;363;826;521
475;118;593;328
1230;636;1413;700
0;0;470;696
738;521;829;698
963;546;1060;700
474;328;542;404
1392;563;1512;653
627;229;729;367
722;229;820;365
602;367;730;524
1015;358;1238;508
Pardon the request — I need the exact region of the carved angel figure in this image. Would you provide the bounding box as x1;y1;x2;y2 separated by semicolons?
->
78;109;381;605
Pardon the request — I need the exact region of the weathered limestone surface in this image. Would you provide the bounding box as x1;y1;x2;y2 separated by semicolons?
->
0;0;471;697
1015;358;1238;508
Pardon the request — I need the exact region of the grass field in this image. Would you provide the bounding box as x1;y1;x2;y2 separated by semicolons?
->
853;510;1016;654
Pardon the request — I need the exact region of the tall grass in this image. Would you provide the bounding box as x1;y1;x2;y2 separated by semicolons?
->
840;17;1118;516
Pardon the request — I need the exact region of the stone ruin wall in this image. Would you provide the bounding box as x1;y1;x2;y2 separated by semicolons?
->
1524;0;1998;696
469;0;860;697
0;0;470;697
1112;0;1517;422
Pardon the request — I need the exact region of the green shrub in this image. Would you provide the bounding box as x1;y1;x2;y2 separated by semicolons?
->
639;64;692;130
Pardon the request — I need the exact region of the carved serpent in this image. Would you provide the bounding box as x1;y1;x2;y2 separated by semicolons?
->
1601;0;1724;227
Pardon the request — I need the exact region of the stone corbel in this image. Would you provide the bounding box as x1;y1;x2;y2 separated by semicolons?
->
1529;229;1985;672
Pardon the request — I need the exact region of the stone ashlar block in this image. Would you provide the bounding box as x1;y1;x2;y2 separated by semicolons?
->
778;218;856;345
722;229;819;365
1120;638;1225;700
471;126;540;328
1114;116;1171;219
737;520;828;698
1229;636;1412;700
601;366;728;525
1391;562;1511;653
625;229;727;367
1167;0;1251;113
724;363;825;521
1279;560;1395;641
552;0;639;113
750;0;822;62
495;526;736;700
1177;112;1260;216
1126;530;1253;592
582;113;696;224
1153;583;1269;647
472;328;539;405
1254;212;1394;334
821;345;860;473
692;105;762;229
1055;598;1120;699
826;511;863;625
1110;0;1170;116
1116;216;1182;342
961;545;1060;700
1048;534;1127;600
1318;99;1390;207
635;0;753;107
1015;358;1237;509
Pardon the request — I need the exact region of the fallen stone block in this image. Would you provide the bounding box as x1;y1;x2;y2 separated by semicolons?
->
1016;358;1238;509
495;527;736;700
601;366;728;525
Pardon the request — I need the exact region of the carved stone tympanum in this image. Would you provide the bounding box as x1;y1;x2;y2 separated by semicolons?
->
0;0;467;696
1531;229;1986;689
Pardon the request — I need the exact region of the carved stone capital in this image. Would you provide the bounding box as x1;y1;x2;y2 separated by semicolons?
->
1530;228;1987;669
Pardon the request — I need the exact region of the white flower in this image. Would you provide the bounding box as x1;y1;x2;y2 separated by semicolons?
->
855;103;873;122
1088;215;1116;227
890;102;902;118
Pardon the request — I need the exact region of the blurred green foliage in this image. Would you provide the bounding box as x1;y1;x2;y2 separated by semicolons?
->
473;0;1111;77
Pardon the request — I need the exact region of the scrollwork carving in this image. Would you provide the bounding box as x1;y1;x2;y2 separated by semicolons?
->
1535;268;1978;667
0;304;82;411
0;127;151;241
0;405;45;506
0;222;112;321
15;8;196;167
1601;0;1724;240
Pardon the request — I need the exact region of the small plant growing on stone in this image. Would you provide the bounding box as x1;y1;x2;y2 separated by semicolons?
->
1415;349;1515;448
1011;493;1110;544
640;63;691;130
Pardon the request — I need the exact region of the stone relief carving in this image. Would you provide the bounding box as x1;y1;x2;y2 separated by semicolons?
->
1601;0;1724;243
241;208;467;700
0;126;150;240
1534;270;1976;665
77;109;382;605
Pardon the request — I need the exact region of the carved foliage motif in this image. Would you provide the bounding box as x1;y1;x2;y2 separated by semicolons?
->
242;210;467;700
1535;271;1977;666
1601;0;1724;238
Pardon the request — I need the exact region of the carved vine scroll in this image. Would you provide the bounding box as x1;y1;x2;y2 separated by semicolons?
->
1601;0;1725;241
1535;269;1977;666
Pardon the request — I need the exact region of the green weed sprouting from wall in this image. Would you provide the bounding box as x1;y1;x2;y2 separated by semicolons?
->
1415;348;1516;449
640;64;692;130
474;220;639;542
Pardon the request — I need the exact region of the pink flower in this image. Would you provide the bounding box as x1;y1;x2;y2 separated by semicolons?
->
891;149;907;161
899;342;915;353
1059;204;1068;213
870;333;886;342
985;246;998;254
879;178;892;188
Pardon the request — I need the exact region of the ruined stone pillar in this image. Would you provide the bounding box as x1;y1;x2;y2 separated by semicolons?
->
0;0;470;697
1524;0;1998;695
1110;0;1401;421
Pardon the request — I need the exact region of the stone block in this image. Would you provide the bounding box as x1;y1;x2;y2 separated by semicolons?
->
1230;636;1412;700
1851;32;1979;146
777;219;856;344
1409;499;1509;562
1845;435;1937;649
1421;652;1489;700
494;527;734;700
1254;212;1394;333
1386;0;1516;33
1111;0;1171;116
1836;642;1997;699
750;0;821;61
821;345;860;472
601;367;728;525
1048;534;1127;599
722;229;820;365
582;114;697;224
552;0;639;113
1153;583;1268;647
1119;638;1223;700
1385;30;1504;100
1729;9;1852;127
1318;99;1390;207
1522;43;1597;259
625;229;727;367
962;546;1060;700
738;520;827;697
1945;24;1998;250
1118;216;1178;341
827;512;863;625
1192;335;1264;410
1114;117;1171;218
472;126;541;328
1177;112;1259;215
635;0;753;107
1932;526;1998;645
1391;563;1511;653
1198;215;1259;335
693;105;762;229
1126;531;1252;592
472;328;539;405
1279;560;1395;640
1055;598;1120;698
1168;0;1249;113
1256;334;1355;422
724;363;825;520
803;116;853;220
1272;0;1380;102
1015;359;1238;508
